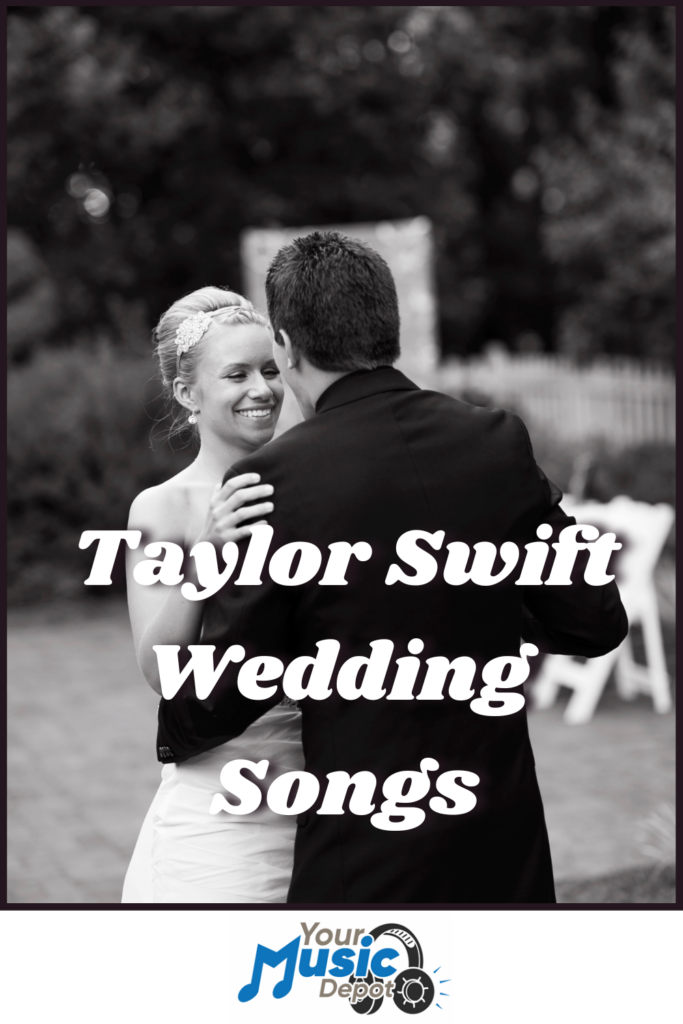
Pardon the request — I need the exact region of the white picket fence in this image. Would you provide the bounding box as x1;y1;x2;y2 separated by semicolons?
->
422;351;675;447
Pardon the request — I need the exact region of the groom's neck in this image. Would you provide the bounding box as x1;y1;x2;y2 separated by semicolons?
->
293;364;352;419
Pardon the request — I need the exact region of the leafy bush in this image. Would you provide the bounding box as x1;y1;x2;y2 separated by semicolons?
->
7;342;194;604
587;442;675;508
527;428;675;507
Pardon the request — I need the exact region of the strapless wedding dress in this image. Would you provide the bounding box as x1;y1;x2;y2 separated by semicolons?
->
122;702;303;903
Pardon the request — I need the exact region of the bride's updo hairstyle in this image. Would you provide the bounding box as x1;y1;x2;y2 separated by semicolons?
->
154;285;270;440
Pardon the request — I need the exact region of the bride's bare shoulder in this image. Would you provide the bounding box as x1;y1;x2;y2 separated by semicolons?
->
128;468;202;537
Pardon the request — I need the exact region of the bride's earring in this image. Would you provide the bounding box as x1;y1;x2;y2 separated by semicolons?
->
188;412;198;425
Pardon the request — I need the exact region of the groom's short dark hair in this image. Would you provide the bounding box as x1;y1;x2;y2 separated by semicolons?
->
266;231;400;371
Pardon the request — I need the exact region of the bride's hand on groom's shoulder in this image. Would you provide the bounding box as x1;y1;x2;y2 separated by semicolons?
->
194;473;274;547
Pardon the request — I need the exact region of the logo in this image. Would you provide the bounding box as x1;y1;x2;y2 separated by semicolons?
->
238;921;450;1013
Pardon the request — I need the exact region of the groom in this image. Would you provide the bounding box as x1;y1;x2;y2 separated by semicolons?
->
158;231;627;903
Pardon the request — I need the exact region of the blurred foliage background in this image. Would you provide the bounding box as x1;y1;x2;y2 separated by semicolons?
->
7;6;675;603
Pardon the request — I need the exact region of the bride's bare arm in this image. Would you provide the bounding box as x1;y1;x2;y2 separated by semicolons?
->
127;473;274;694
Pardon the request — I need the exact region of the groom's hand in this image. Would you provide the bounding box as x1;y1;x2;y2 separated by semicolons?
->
195;473;274;546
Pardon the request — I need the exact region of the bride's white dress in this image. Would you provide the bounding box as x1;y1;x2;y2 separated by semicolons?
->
122;702;303;903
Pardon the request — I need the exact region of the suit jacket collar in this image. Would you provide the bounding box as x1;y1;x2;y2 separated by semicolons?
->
315;366;419;414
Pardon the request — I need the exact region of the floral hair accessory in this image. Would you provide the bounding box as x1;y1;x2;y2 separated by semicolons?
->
175;311;214;355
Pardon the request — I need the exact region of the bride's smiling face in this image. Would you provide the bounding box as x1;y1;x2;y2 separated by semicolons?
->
187;322;284;450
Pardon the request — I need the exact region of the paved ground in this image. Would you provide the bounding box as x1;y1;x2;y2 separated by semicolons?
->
7;599;675;904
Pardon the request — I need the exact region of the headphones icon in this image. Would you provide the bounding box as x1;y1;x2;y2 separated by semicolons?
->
349;922;435;1015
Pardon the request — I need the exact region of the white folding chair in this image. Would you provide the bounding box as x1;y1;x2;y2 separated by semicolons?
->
532;496;674;724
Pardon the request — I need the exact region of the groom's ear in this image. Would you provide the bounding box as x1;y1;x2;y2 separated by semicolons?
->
278;329;299;369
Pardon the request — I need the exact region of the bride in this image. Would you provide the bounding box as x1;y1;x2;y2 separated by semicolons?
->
122;286;303;903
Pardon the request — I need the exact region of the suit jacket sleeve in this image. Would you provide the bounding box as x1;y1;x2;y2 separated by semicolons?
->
515;421;628;657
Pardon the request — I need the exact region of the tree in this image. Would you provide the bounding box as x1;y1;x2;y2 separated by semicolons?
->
536;8;675;362
7;6;674;361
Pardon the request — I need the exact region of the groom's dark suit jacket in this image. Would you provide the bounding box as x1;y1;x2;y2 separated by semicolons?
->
157;367;627;904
